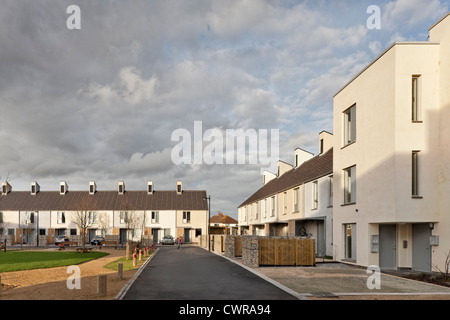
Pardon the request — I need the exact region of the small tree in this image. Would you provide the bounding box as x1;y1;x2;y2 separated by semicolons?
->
71;196;95;251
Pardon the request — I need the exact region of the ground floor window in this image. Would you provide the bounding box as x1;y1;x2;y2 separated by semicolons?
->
344;223;356;260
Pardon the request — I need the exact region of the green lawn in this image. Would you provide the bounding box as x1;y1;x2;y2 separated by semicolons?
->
0;251;109;272
104;249;156;272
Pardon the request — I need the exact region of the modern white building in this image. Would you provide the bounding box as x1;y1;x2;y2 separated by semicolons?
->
332;12;450;272
238;132;333;257
0;180;209;245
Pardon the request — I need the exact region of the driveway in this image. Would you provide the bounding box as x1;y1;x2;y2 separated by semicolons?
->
121;245;298;300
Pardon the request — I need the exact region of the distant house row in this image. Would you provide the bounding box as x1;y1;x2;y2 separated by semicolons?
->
0;180;208;245
238;12;450;273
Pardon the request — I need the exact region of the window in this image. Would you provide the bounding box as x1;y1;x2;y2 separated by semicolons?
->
343;104;356;146
283;192;287;215
412;76;421;122
312;181;318;210
412;151;420;197
152;211;159;223
294;187;299;212
344;224;356;260
183;211;191;223
88;211;97;224
120;211;127;224
57;211;65;224
90;185;94;194
0;211;3;224
295;154;298;167
271;196;275;217
344;166;356;204
148;184;153;194
320;139;324;154
263;199;267;218
328;176;333;207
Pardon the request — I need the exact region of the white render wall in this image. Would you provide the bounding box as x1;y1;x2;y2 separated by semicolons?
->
333;14;447;270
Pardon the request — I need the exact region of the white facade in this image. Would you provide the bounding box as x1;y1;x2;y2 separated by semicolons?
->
333;13;450;272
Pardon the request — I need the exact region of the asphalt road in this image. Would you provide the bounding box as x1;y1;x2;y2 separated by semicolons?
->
122;245;298;300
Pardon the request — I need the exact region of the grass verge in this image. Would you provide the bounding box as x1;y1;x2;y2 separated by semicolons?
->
0;251;109;272
104;249;156;272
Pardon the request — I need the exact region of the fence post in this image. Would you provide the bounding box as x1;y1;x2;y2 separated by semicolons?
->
118;263;123;280
139;250;142;261
97;275;107;297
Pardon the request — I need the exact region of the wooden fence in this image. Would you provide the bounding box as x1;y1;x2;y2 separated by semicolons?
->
259;238;315;266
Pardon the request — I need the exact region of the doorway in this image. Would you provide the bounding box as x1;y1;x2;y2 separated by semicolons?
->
379;224;397;270
412;223;431;272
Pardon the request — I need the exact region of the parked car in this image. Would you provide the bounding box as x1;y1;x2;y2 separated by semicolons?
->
161;235;175;245
90;235;105;246
55;235;69;244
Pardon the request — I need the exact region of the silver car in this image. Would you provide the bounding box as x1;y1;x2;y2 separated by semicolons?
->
161;235;175;245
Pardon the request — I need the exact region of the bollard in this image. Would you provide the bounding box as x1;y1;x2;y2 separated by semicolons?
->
118;263;123;280
133;253;137;267
126;242;131;260
97;275;107;297
139;250;142;261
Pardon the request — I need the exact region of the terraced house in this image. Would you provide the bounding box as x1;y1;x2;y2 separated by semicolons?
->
238;131;333;257
0;180;208;245
332;12;450;273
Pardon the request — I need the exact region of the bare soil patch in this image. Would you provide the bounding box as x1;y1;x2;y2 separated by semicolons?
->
0;249;137;300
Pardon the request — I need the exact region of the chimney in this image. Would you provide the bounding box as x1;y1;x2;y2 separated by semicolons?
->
147;181;154;195
118;181;125;195
277;160;293;177
294;148;314;168
89;181;97;195
31;181;40;195
263;171;277;185
60;181;68;195
2;181;12;195
176;180;182;195
319;130;333;154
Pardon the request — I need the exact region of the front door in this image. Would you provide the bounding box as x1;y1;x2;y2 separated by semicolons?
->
412;223;431;272
379;224;397;270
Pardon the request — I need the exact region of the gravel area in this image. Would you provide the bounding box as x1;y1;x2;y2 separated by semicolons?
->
0;249;136;300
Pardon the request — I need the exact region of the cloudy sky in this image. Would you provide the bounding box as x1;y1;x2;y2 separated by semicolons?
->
0;0;448;218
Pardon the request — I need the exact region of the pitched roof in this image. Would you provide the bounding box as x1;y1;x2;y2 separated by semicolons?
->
0;190;208;211
210;213;238;224
239;148;333;208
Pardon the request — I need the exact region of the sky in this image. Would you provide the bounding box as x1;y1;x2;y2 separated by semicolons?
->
0;0;448;219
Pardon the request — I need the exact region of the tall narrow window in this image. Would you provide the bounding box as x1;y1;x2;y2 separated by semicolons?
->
271;196;275;217
312;181;318;209
151;211;159;223
294;188;299;212
183;211;191;223
412;151;420;197
344;224;356;260
343;104;356;146
320;139;324;154
412;76;421;122
283;192;287;215
328;176;333;207
344;166;356;204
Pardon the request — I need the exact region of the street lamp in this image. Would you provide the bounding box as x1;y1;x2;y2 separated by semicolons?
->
203;195;211;251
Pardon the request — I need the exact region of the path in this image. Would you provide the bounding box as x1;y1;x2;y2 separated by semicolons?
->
122;245;298;300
